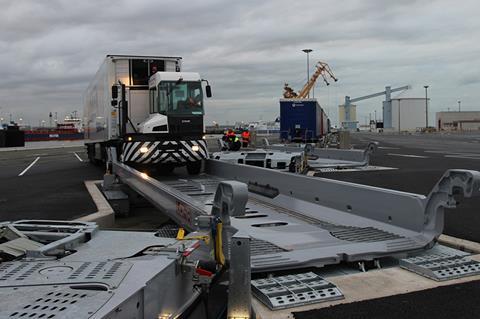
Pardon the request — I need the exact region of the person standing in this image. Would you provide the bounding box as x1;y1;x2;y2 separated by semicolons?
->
241;129;250;147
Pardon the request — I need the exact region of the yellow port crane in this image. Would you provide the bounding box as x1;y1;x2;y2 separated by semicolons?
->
283;61;338;98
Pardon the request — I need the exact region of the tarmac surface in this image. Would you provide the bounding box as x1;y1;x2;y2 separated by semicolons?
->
294;280;480;319
0;145;103;221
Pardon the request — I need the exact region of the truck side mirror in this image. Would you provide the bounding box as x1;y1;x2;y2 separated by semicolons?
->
205;85;212;98
111;85;118;99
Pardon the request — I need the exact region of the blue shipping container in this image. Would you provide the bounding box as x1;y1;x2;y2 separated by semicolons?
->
279;99;328;142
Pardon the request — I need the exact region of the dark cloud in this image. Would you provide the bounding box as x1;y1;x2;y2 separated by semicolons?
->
0;0;479;126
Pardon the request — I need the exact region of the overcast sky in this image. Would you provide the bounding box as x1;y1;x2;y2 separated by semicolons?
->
1;0;479;127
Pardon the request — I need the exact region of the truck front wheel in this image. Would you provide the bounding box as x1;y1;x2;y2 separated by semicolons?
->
186;161;202;175
158;164;175;175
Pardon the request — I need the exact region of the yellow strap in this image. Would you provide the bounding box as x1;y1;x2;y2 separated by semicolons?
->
187;235;210;245
176;228;210;244
215;222;226;265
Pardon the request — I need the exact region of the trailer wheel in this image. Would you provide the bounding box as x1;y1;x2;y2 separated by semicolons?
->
186;161;202;175
87;144;103;165
158;164;175;175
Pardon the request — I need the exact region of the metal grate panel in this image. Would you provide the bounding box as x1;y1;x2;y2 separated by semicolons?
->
0;261;131;288
249;198;407;244
0;286;112;319
399;245;480;281
250;238;288;256
330;227;403;243
155;225;180;238
252;272;344;310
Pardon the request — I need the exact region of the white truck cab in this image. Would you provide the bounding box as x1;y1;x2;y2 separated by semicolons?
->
84;55;211;174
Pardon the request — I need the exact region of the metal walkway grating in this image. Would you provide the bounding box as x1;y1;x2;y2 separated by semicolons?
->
0;261;131;288
330;227;403;243
250;238;289;256
399;245;480;281
252;272;344;310
155;225;180;238
1;285;112;319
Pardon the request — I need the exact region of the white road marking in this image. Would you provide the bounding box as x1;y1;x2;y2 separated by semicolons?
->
73;152;84;162
424;150;453;154
378;146;399;150
425;150;480;156
18;157;40;176
315;166;398;173
387;153;429;158
444;155;480;160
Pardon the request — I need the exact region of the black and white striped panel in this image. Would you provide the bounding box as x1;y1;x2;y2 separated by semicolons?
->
122;139;208;164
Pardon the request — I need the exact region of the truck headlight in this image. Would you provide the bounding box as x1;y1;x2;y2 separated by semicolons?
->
140;147;149;153
192;145;200;152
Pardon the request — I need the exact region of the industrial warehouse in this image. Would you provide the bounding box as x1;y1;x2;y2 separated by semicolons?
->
1;2;480;319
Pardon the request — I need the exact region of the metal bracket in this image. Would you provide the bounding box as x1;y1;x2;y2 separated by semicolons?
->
424;170;480;234
211;181;249;224
211;181;248;265
227;232;251;319
217;138;229;151
0;220;98;259
103;147;118;190
362;141;378;164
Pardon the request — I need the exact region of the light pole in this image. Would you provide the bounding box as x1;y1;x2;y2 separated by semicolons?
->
302;49;313;98
458;100;461;112
424;85;429;128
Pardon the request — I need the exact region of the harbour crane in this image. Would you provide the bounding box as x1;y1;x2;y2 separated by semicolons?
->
342;85;410;129
283;61;338;99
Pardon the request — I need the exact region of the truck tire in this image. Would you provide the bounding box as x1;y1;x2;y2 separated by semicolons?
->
158;164;175;175
87;144;103;165
186;161;202;175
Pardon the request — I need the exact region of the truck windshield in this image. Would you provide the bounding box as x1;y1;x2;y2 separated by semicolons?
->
157;81;204;115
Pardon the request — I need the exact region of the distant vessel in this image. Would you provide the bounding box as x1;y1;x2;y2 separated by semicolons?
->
23;117;83;141
247;120;280;135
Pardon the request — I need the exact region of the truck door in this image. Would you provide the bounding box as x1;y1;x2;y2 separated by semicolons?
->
128;90;149;133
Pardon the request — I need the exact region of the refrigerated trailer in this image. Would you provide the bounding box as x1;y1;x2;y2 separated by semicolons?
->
83;55;211;174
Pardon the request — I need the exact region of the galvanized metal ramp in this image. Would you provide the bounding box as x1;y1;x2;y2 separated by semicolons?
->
252;272;343;310
265;141;378;169
129;163;479;273
109;151;480;273
399;245;480;281
308;165;397;174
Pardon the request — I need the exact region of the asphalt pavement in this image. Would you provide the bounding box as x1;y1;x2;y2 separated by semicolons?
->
0;145;103;221
294;280;480;319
